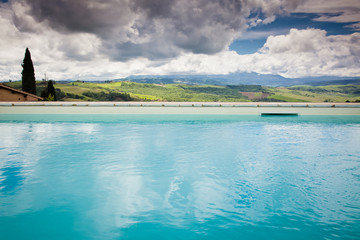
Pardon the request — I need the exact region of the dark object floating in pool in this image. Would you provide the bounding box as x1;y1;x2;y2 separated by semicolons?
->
261;113;298;116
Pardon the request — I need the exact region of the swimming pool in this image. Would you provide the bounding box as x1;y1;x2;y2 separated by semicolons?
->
0;114;360;239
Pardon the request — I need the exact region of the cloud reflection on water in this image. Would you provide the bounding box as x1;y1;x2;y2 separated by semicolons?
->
0;120;359;239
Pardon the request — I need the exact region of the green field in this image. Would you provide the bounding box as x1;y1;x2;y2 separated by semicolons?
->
4;80;360;102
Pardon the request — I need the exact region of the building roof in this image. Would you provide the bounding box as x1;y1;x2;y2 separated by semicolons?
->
0;83;44;100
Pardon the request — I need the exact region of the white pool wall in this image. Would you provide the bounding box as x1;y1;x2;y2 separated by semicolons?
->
1;102;360;115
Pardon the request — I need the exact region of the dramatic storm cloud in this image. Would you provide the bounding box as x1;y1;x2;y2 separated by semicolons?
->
11;0;276;60
0;0;359;80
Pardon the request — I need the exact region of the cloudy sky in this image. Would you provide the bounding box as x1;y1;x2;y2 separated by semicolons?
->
0;0;359;81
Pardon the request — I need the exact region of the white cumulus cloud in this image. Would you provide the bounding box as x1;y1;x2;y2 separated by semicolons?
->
151;28;360;78
250;28;360;77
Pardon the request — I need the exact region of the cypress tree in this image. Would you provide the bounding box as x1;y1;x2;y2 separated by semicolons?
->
21;48;36;95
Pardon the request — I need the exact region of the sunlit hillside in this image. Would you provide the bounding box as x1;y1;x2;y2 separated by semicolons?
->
5;81;360;103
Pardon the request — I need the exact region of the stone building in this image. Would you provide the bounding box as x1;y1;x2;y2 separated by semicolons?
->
0;83;43;101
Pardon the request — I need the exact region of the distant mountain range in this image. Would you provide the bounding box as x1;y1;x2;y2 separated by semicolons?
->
54;72;360;87
117;72;360;87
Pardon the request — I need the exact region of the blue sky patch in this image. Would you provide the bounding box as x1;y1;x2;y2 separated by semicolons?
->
230;13;357;55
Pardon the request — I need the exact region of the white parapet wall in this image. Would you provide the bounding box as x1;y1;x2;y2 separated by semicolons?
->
0;102;360;115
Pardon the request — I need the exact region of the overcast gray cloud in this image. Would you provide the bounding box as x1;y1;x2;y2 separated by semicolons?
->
294;0;360;22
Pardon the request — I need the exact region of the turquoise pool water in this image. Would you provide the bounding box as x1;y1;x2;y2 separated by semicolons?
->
0;115;360;239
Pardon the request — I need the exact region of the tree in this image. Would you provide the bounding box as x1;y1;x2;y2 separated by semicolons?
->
47;80;56;101
41;80;57;101
21;48;36;95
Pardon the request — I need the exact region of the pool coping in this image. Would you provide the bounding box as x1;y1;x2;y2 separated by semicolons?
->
1;102;360;115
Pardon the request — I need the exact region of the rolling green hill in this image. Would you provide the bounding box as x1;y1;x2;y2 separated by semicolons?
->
3;80;360;102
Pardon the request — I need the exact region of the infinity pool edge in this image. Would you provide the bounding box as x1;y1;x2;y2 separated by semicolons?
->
1;102;360;115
